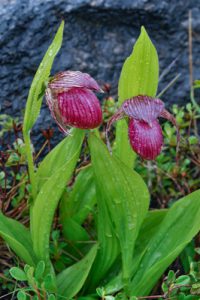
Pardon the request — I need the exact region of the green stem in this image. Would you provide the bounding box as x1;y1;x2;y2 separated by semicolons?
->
23;131;37;200
122;256;131;296
24;131;37;236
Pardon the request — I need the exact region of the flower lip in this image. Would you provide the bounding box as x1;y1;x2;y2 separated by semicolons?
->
129;118;163;160
48;71;102;92
57;87;102;129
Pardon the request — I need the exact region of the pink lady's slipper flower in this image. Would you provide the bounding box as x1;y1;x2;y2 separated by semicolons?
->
46;71;102;134
106;95;179;160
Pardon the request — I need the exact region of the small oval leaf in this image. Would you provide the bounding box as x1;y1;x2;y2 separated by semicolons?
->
17;291;27;300
10;267;27;281
35;260;45;279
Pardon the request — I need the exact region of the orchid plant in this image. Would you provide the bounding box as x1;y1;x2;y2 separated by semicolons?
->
0;21;200;300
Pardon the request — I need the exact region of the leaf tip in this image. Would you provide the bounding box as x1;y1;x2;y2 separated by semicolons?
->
59;20;65;33
141;25;146;32
140;26;149;39
61;19;65;27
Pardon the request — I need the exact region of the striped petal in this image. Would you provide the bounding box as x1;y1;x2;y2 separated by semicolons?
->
48;71;101;92
128;118;163;160
122;95;164;125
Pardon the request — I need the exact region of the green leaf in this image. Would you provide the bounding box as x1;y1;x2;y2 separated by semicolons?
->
104;210;167;294
61;217;89;243
180;241;196;273
118;26;159;103
191;282;200;295
114;120;137;168
59;166;96;258
25;265;35;288
161;282;168;293
130;189;200;296
167;270;176;285
48;295;56;300
60;166;96;224
36;128;84;191
35;261;45;280
0;212;36;266
175;275;190;285
10;267;27;281
89;134;149;287
23;21;64;134
78;297;97;300
115;293;128;300
17;291;27;300
184;296;199;300
56;244;98;299
86;188;119;290
44;273;57;291
194;79;200;89
115;26;159;167
96;287;105;297
134;209;167;252
105;296;115;300
31;130;84;266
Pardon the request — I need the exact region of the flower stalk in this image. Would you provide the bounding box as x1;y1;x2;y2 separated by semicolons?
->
23;131;36;200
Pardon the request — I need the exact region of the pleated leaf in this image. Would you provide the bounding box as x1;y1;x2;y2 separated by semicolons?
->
104;209;167;294
56;244;98;299
89;134;149;286
23;21;64;134
59;166;95;255
0;212;36;266
130;189;200;296
36;129;84;191
135;209;167;252
118;26;159;103
115;26;159;167
86;190;120;291
61;217;89;244
60;166;96;224
31;131;84;266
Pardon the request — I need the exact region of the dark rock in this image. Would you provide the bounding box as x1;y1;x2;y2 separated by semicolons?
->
0;0;200;147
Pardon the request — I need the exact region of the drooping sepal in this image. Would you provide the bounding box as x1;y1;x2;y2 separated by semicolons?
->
48;71;102;91
122;96;164;125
